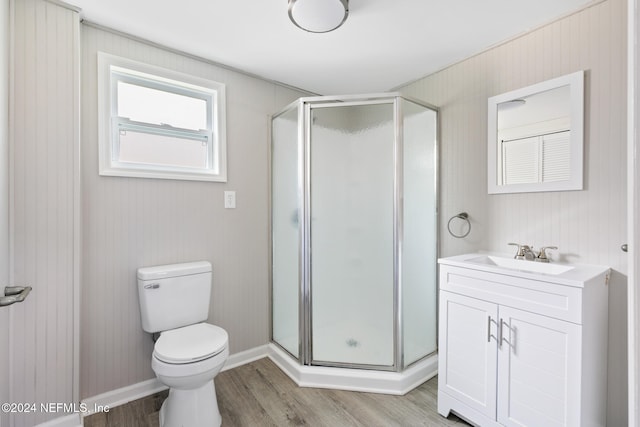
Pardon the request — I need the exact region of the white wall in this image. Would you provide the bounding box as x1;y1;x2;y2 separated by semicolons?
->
79;23;308;399
0;0;10;425
399;0;628;424
10;0;80;425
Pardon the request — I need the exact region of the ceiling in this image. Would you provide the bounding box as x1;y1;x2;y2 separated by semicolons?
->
66;0;597;95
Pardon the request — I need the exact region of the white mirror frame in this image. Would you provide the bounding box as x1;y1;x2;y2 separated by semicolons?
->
488;70;584;194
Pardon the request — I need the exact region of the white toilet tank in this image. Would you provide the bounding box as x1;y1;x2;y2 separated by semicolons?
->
137;261;212;333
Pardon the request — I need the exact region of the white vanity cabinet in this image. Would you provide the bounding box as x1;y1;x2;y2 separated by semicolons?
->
437;255;609;427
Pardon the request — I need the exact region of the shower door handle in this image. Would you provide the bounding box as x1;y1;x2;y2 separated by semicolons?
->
0;286;32;307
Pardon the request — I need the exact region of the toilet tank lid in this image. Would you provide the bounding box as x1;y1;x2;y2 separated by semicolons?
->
137;261;211;281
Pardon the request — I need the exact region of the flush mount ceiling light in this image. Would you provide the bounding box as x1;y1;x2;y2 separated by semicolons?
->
288;0;349;33
498;99;527;110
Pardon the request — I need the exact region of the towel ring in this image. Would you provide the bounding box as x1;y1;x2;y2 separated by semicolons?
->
447;212;471;238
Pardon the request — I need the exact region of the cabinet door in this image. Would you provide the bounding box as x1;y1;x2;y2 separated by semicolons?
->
497;306;581;427
439;291;499;418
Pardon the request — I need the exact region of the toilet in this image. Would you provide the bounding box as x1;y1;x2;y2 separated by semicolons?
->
137;261;229;427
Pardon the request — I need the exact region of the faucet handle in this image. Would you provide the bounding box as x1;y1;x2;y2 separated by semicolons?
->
537;246;558;262
508;243;524;259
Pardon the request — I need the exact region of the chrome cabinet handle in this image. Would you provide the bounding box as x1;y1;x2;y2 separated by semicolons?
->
622;244;628;252
499;318;514;350
0;286;32;307
487;316;499;343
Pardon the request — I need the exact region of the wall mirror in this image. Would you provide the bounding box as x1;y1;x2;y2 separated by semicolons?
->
487;70;584;194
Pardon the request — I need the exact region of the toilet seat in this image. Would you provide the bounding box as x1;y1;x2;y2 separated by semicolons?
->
154;323;228;364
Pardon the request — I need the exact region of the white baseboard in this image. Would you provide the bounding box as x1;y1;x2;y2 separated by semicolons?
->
80;345;270;420
222;344;269;371
35;413;82;427
268;343;438;395
81;377;167;418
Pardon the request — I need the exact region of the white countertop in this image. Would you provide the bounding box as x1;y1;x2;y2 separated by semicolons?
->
438;253;611;287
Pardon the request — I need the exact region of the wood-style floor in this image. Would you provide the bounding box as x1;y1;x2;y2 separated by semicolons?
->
84;357;469;427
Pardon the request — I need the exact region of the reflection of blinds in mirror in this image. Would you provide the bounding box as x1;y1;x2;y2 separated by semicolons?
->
542;131;570;182
503;137;538;184
501;130;570;185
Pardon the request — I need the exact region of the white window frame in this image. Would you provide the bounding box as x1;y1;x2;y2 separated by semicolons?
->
97;52;227;182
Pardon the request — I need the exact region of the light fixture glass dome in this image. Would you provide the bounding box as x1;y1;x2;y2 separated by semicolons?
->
288;0;349;33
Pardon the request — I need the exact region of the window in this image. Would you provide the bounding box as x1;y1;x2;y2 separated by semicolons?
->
98;52;227;181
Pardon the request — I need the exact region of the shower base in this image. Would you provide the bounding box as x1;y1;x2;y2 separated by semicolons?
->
267;343;438;395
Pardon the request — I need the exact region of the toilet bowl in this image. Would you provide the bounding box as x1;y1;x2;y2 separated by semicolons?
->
137;262;229;427
152;323;229;426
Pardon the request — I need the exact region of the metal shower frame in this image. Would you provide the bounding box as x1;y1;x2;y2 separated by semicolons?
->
270;92;439;373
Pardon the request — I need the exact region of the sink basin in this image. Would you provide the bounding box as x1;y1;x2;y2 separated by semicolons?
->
466;255;575;275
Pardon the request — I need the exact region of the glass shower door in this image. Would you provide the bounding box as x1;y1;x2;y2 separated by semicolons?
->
271;106;300;358
401;99;438;366
309;102;395;367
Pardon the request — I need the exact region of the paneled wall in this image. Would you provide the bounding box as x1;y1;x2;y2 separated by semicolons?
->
0;0;10;425
399;0;628;424
80;24;308;399
10;0;79;425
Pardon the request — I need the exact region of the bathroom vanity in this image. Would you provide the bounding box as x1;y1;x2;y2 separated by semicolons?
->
437;254;610;427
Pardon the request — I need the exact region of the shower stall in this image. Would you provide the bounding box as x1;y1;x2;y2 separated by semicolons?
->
270;93;438;393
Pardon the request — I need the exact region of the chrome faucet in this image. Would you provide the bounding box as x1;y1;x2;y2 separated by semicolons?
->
535;246;558;263
508;242;523;259
521;245;536;261
508;243;558;262
508;243;533;260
